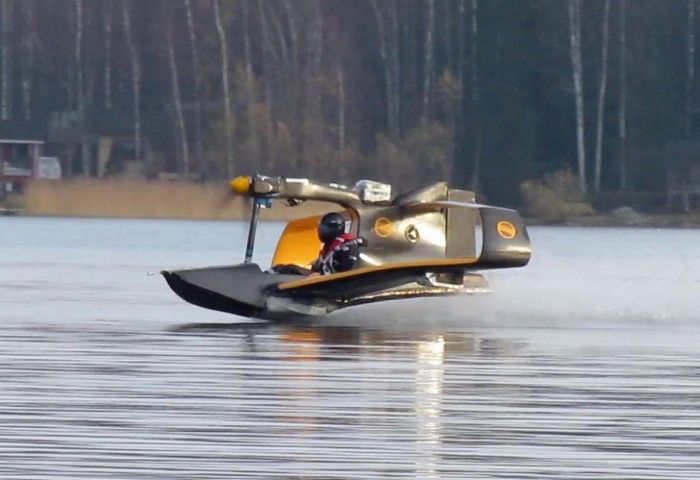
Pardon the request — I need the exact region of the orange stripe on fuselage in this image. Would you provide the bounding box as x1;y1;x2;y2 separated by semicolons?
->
277;257;478;290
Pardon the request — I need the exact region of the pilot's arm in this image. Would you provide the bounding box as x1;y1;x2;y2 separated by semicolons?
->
313;237;361;275
331;240;359;273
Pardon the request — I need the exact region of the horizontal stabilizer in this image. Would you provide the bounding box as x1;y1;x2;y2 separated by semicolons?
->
403;200;531;268
477;206;531;268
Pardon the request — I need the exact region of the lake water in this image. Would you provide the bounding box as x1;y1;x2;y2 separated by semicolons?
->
0;216;699;479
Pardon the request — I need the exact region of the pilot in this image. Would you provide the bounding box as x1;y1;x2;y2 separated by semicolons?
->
312;212;361;275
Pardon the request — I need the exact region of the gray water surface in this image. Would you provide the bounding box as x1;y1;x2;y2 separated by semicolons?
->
1;217;699;479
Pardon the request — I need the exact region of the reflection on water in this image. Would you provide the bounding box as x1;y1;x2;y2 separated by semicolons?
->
415;335;444;480
1;217;699;478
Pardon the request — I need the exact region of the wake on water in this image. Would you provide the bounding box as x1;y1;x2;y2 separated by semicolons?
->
310;226;700;331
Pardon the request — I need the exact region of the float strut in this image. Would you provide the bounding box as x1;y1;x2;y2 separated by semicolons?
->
244;199;262;264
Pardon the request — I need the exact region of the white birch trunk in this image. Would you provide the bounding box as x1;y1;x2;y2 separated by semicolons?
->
337;62;347;181
443;0;453;71
258;2;280;66
389;0;401;136
75;0;89;176
241;0;254;103
593;0;611;193
122;0;141;163
337;64;345;153
618;0;627;189
470;0;482;192
256;0;274;115
370;0;397;137
167;30;189;175
283;0;299;70
452;0;466;182
213;0;233;177
457;0;465;89
1;0;12;120
303;0;323;163
75;0;83;118
21;0;35;121
267;3;289;65
241;0;260;167
422;0;435;126
283;0;303;167
103;0;112;110
183;0;203;175
311;0;323;75
687;0;696;134
569;0;586;193
257;0;275;172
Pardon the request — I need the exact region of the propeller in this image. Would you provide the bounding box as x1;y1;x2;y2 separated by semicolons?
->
224;175;267;264
231;176;260;225
211;175;254;220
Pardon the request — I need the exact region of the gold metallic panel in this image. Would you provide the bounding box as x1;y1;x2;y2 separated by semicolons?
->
272;215;322;268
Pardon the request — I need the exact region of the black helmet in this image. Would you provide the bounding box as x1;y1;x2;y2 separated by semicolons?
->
318;212;346;243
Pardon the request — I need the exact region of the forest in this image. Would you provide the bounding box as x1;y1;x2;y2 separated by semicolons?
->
0;0;697;205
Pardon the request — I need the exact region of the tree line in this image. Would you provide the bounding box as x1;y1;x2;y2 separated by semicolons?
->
0;0;696;204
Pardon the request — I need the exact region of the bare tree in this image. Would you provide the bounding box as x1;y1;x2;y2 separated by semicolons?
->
457;0;466;91
122;0;141;163
283;0;303;167
167;27;189;175
282;0;299;77
594;0;611;193
422;0;435;126
618;0;627;189
241;0;261;168
309;1;323;83
283;0;300;79
20;0;36;121
450;0;467;183
300;0;326;169
103;0;112;110
257;0;276;172
266;2;289;65
1;0;12;120
303;0;323;164
686;0;696;134
258;2;280;66
389;0;400;136
569;0;586;193
337;63;345;153
241;0;254;103
443;0;453;70
370;0;398;137
401;8;419;129
183;0;203;173
75;0;90;176
213;0;233;176
469;0;482;192
337;62;347;182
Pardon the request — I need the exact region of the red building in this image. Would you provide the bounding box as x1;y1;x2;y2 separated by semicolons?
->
0;139;46;197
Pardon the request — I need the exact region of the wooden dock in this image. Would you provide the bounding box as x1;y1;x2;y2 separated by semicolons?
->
0;208;23;216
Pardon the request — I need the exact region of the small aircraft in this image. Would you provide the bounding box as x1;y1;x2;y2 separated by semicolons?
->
162;174;531;320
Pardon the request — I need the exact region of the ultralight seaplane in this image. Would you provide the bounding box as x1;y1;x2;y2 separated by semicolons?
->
162;174;531;320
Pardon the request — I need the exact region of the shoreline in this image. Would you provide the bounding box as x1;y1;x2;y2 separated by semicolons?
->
525;213;700;229
2;179;697;228
5;209;699;230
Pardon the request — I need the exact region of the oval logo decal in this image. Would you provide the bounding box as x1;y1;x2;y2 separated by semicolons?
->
496;221;517;239
374;217;393;237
